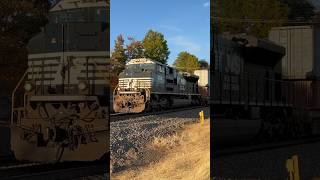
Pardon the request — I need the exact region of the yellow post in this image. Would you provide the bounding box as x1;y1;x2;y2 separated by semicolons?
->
286;155;300;180
199;111;205;125
292;155;300;180
286;159;294;180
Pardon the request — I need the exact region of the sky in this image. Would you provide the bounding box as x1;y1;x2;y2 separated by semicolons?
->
110;0;210;65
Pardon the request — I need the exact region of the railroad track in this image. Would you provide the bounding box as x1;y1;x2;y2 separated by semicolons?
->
0;161;108;180
110;105;207;122
213;136;320;158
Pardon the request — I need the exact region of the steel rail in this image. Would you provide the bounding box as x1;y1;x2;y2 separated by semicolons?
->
213;136;320;158
110;105;207;122
0;161;108;180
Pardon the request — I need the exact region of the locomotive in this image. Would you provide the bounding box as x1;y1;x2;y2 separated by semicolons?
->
211;34;320;143
113;58;205;113
11;0;110;162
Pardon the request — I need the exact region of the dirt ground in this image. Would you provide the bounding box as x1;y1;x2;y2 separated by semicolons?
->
111;119;210;180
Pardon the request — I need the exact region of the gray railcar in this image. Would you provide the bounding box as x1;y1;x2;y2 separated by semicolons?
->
269;26;320;79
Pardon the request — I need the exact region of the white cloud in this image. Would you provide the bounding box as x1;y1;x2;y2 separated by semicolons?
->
159;25;182;32
169;36;201;52
203;1;210;7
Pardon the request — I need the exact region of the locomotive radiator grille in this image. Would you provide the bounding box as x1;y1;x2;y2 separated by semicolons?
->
28;56;109;86
118;78;152;89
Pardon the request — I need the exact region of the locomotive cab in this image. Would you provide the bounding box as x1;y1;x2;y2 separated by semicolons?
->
113;58;155;113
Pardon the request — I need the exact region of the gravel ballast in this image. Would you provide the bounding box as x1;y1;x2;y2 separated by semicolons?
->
110;107;209;172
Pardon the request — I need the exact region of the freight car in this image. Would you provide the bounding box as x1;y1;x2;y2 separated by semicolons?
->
269;26;320;80
113;58;203;113
211;34;320;142
11;0;110;162
269;25;320;134
194;69;210;106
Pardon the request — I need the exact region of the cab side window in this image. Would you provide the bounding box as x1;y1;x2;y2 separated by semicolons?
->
157;64;164;73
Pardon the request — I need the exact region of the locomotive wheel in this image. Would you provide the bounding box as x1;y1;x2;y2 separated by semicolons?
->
150;102;158;113
159;97;169;110
144;103;151;113
259;118;287;142
164;98;171;110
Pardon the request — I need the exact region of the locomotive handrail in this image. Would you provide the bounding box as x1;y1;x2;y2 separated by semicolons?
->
92;60;110;81
113;84;119;96
213;70;320;108
11;70;28;125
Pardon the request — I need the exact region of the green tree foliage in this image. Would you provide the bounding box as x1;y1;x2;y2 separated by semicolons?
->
173;52;200;74
215;0;288;38
111;35;127;75
112;29;170;71
199;60;209;69
280;0;314;22
142;30;170;64
126;37;144;60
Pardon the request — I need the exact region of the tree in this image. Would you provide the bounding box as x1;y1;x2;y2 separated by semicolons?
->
142;30;170;64
280;0;314;22
0;0;49;89
173;52;200;74
126;37;144;60
215;0;288;38
0;0;49;44
199;60;209;69
111;35;127;75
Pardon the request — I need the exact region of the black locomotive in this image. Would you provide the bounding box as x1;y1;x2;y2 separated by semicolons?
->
113;58;206;113
211;34;320;143
11;0;110;162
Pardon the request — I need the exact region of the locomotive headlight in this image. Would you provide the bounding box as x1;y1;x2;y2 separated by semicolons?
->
78;81;87;90
24;82;33;92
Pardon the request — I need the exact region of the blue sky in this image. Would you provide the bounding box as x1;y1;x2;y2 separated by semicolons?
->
110;0;210;65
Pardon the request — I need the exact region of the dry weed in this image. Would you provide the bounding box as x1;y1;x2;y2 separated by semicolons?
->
112;119;210;180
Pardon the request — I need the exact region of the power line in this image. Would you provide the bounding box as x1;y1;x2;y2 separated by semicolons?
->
211;17;320;24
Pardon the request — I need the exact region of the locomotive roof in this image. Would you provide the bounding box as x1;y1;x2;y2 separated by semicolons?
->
218;34;285;67
51;0;108;12
222;34;285;55
127;58;163;65
182;73;199;82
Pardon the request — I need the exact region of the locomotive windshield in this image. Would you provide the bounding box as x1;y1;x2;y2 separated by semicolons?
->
125;63;156;72
49;7;107;23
